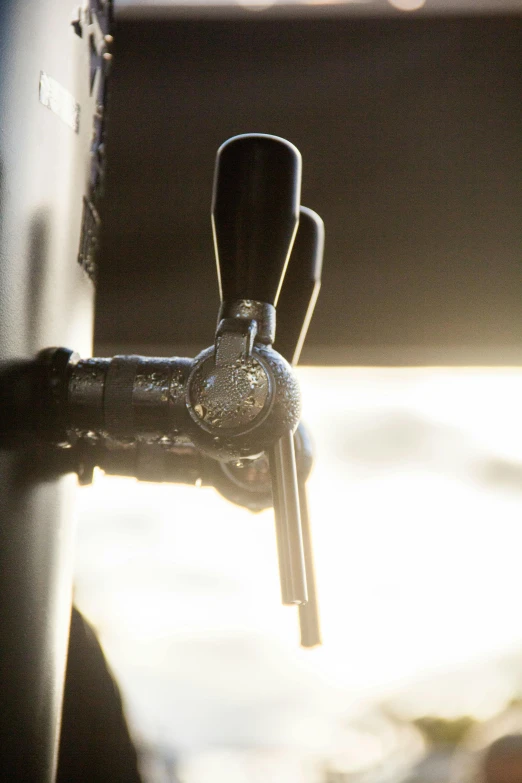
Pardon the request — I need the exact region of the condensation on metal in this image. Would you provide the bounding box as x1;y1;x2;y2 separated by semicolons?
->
67;358;110;431
188;354;269;430
218;299;276;345
61;340;301;462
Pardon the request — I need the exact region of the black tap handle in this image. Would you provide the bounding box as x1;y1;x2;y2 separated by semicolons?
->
275;207;324;365
212;134;302;306
274;208;324;644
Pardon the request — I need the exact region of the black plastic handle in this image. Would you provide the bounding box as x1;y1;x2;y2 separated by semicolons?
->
275;206;324;365
274;208;324;644
212;134;302;306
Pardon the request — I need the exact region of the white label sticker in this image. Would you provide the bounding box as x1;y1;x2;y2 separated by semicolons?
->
39;72;80;134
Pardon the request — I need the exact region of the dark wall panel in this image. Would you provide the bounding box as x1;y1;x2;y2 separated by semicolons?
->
96;15;522;364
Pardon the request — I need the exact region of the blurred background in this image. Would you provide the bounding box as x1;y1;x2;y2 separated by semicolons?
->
74;366;522;782
79;0;522;780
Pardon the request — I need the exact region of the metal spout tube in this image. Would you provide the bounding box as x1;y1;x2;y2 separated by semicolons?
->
269;430;307;606
297;479;322;647
270;458;293;604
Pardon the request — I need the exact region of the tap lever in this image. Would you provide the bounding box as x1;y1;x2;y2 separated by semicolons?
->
276;206;324;365
274;206;325;645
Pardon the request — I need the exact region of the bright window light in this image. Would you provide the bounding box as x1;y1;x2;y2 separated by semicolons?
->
75;367;522;782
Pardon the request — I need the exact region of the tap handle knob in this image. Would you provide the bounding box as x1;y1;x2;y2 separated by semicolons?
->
275;206;324;366
212;134;302;308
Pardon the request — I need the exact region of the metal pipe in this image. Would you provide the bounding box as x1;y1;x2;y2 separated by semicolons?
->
297;478;322;647
269;430;307;606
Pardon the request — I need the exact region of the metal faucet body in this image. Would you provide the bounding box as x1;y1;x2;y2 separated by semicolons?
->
63;302;301;462
0;133;323;646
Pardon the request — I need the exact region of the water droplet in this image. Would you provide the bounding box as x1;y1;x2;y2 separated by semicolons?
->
158;435;172;446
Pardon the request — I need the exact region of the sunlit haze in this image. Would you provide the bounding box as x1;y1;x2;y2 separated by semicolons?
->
74;367;522;780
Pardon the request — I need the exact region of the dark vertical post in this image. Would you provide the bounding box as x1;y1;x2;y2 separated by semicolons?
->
0;0;108;778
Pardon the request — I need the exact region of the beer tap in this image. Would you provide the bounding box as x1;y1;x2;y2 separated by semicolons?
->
210;133;307;607
5;133;325;646
42;134;306;597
